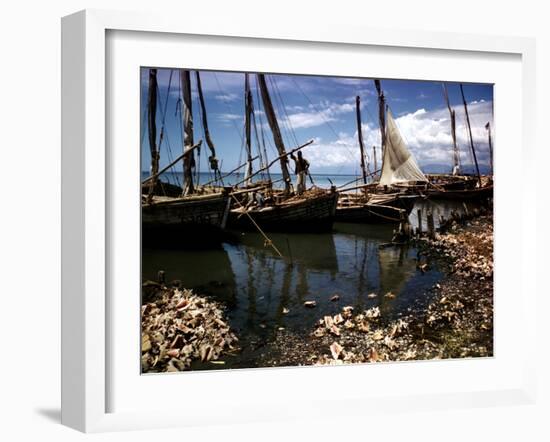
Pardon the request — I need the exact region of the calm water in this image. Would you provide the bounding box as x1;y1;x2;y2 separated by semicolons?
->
142;199;479;370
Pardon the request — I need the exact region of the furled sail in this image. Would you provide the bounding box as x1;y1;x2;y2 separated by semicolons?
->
379;109;427;186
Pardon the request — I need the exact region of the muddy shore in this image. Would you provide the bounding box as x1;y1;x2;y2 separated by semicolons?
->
259;214;493;366
141;213;493;371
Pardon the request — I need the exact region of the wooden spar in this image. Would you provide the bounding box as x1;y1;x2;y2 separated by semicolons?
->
460;84;481;184
336;167;381;189
229;178;284;196
485;122;494;174
337;170;382;192
372;145;377;175
147;69;160;199
374;80;386;156
230;184;272;196
195;71;220;180
355;96;368;184
257;74;292;195
442;83;460;175
142;141;202;185
244;74;254;185
233;140;314;188
181;70;195;195
201;155;260;187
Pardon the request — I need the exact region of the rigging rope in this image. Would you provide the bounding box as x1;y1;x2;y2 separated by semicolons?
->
289;76;357;175
254;79;271;181
155;70;182;190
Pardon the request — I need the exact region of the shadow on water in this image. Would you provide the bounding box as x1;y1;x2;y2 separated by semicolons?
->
142;216;448;370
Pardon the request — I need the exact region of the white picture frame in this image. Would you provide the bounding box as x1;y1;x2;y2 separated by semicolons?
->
61;9;537;433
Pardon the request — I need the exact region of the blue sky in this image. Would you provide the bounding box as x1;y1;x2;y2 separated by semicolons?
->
140;68;493;177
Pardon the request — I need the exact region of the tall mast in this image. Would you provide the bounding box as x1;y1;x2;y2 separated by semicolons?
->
355;96;368;184
257;73;291;195
195;71;220;181
244;74;254;186
460;84;481;185
181;70;195;195
147;69;159;199
374;80;386;156
485;122;494;174
372;145;377;175
442;83;460;175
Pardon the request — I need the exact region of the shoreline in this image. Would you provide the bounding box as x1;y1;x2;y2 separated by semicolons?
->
259;213;493;366
141;212;493;371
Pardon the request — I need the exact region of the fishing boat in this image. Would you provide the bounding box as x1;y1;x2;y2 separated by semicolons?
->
141;68;231;246
336;87;425;223
228;73;339;232
425;83;493;201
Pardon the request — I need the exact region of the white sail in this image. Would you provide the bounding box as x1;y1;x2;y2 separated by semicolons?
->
379;109;427;186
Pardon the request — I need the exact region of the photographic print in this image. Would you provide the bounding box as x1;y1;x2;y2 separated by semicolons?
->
140;68;493;373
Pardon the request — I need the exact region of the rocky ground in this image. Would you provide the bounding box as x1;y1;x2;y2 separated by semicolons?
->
259;214;494;366
141;287;238;373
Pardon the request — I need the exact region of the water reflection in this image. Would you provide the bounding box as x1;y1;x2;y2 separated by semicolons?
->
142;218;445;369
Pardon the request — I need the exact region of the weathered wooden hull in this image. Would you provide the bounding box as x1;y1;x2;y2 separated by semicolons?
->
336;203;405;223
336;192;417;223
142;192;231;246
229;191;339;232
367;193;419;213
427;185;493;201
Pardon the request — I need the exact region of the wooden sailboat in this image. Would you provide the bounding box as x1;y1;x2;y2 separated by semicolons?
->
426;84;493;201
141;68;231;246
229;73;339;232
336;91;421;223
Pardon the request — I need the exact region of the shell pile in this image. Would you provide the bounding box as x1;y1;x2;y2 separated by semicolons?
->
141;288;238;373
426;216;493;279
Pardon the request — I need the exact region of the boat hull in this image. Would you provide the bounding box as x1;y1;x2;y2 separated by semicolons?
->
142;192;231;247
229;191;338;232
336;192;418;224
426;185;493;201
367;193;419;213
336;203;405;223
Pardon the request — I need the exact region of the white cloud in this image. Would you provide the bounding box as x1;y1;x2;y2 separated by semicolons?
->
304;133;358;171
391;100;494;168
214;113;243;127
297;100;494;173
215;93;239;103
282;101;355;129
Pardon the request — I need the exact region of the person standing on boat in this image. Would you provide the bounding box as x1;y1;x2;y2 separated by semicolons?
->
290;150;310;195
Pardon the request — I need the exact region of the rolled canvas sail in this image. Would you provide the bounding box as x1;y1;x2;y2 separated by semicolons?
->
379;109;427;186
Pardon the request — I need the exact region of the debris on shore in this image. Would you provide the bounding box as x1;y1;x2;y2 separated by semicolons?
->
141;287;238;373
259;214;493;367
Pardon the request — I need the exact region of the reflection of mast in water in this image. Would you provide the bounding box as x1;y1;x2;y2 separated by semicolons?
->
245;248;257;326
355;239;369;311
237;232;339;274
295;261;309;304
377;245;417;311
398;245;406;266
278;262;293;321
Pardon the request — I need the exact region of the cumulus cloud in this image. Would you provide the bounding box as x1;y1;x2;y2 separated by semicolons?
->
215;93;239;103
282;101;355;129
390;100;494;168
301;100;493;174
214;113;243;127
302;129;375;173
